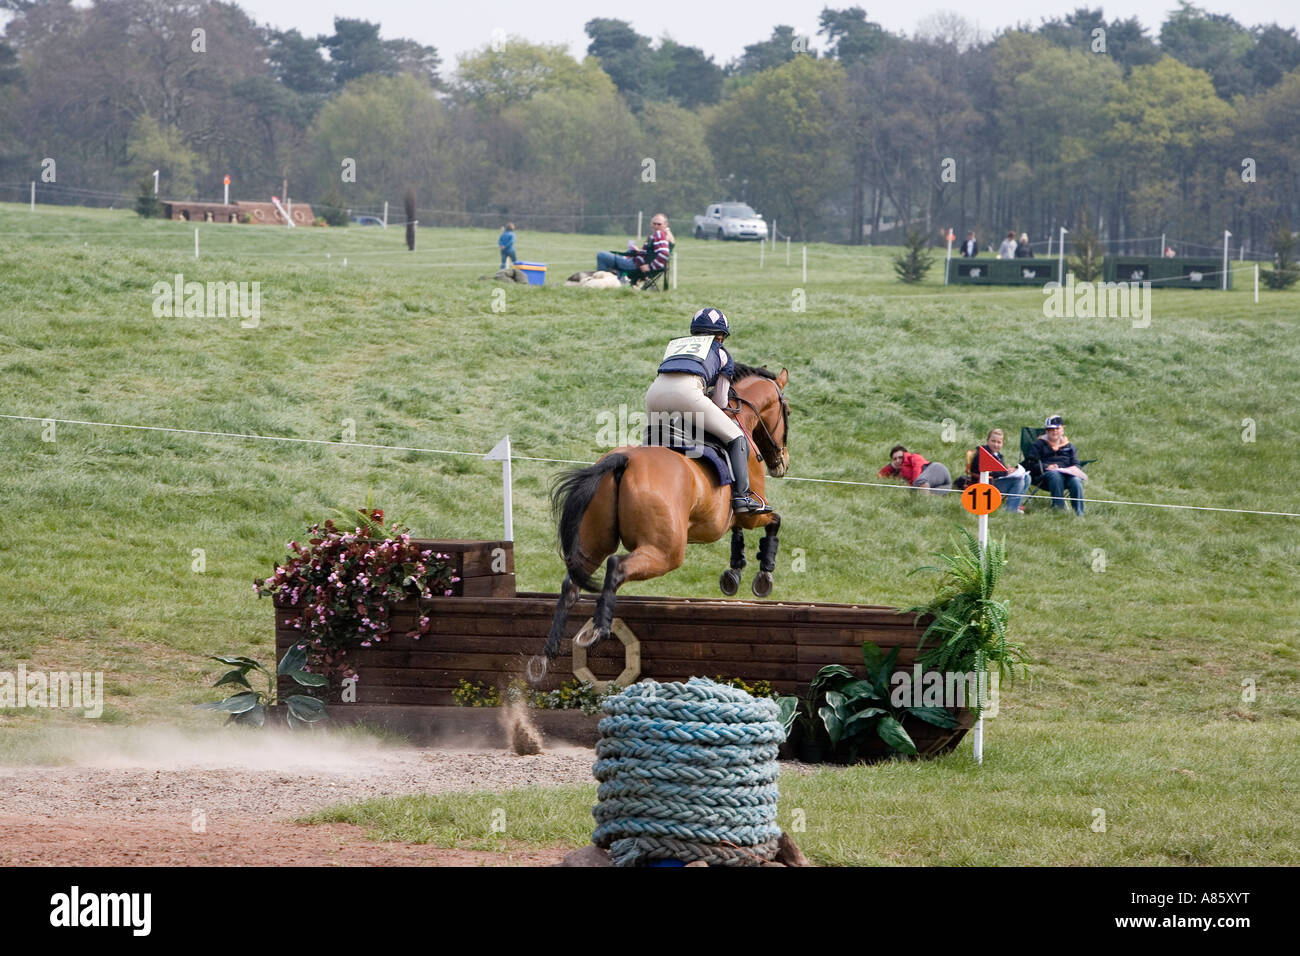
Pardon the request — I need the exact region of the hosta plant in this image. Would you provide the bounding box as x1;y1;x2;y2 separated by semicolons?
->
196;645;326;729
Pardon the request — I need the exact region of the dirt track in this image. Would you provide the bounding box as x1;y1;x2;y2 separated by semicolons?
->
0;730;596;867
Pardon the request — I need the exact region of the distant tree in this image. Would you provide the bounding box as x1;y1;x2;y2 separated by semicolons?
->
319;18;439;89
267;28;334;95
710;56;845;237
1262;225;1300;289
732;26;808;75
1103;17;1162;72
1036;7;1105;51
893;231;934;282
127;115;200;198
818;7;895;65
454;39;615;112
1068;210;1103;280
585;18;653;106
652;39;725;108
636;102;718;218
1245;25;1300;91
134;177;160;218
383;38;441;88
1158;2;1254;98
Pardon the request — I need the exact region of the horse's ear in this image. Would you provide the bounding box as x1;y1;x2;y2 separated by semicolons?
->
776;368;788;389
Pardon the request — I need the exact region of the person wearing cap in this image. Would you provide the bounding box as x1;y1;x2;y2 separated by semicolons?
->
1024;415;1086;515
878;445;952;495
646;307;771;514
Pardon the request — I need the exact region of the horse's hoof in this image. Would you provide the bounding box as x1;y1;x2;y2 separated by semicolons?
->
573;620;599;648
751;571;774;598
525;656;548;682
719;569;741;596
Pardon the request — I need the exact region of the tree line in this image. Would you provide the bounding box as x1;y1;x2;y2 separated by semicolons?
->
1;1;1297;250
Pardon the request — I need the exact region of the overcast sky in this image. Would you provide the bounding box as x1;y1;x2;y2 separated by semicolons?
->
227;0;1300;69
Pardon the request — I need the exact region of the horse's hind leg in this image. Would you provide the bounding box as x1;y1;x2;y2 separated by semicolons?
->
752;513;781;598
528;574;581;682
589;542;683;647
719;526;746;595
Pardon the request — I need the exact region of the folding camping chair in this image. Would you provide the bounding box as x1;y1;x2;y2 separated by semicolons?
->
624;242;674;292
1018;426;1097;505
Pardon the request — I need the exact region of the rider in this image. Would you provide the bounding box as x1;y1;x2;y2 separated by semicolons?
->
645;307;772;514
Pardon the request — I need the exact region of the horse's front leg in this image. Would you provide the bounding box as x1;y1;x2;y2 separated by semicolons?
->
719;525;746;596
751;512;781;598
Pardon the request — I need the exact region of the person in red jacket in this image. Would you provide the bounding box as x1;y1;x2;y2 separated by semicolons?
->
878;445;952;495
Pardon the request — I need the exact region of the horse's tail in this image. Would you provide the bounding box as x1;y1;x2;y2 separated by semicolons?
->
552;453;627;593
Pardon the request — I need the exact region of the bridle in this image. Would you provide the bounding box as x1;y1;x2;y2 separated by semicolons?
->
729;379;789;472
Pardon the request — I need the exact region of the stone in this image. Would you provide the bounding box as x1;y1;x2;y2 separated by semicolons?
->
554;844;613;867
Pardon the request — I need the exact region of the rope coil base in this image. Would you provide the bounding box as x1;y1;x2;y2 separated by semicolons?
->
591;678;786;867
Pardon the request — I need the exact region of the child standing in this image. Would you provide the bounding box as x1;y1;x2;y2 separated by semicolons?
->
499;222;517;269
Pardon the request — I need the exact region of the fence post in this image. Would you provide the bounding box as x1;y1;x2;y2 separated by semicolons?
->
383;201;388;228
29;181;34;212
801;245;807;283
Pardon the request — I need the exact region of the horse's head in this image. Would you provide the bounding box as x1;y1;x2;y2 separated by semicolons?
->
732;366;790;478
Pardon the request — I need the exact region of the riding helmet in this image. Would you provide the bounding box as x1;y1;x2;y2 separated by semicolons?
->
689;306;729;337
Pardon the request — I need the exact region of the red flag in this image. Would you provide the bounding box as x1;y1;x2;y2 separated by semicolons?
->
977;445;1008;474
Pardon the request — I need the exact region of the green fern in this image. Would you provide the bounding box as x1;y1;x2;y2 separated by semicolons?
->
906;528;1028;704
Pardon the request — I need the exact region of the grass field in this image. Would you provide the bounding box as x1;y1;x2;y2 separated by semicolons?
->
1;203;1297;864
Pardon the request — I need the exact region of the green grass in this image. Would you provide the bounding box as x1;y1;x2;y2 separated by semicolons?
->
306;721;1298;865
1;204;1298;861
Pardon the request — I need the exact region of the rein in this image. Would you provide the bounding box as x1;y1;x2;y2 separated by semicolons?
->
729;380;788;469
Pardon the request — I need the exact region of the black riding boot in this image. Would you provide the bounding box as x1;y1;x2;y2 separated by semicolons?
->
726;435;771;514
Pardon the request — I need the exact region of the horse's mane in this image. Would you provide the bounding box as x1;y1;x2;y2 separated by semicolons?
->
732;363;777;383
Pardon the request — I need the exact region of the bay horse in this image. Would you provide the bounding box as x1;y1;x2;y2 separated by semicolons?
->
528;365;790;680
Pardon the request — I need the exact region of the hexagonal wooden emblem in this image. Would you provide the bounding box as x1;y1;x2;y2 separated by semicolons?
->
571;618;641;691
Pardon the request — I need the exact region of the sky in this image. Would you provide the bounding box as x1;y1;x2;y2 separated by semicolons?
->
227;0;1300;69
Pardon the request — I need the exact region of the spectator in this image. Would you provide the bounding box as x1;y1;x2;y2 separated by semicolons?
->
597;213;673;281
1015;233;1032;258
499;222;517;269
878;444;951;495
997;231;1017;259
1164;246;1176;258
961;231;978;257
1024;415;1087;516
970;428;1030;514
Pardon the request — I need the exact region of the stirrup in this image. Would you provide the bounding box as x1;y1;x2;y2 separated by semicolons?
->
732;491;772;515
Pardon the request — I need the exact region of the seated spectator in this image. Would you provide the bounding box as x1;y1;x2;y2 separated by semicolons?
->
499;222;517;269
997;231;1017;258
969;428;1030;514
878;444;951;495
1024;415;1087;516
1014;233;1032;258
597;213;673;281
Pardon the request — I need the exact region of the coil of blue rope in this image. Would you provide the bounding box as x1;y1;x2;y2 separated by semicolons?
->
592;677;786;866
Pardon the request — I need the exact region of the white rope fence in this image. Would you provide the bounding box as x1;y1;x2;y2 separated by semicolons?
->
2;413;1294;520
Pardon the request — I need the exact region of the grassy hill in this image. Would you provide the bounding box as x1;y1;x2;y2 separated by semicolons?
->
1;204;1297;862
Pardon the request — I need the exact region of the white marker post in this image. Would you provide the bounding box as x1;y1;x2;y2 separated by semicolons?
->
1254;263;1259;304
223;175;230;206
382;201;389;228
672;253;678;290
194;227;199;258
786;236;791;266
1057;227;1067;283
972;464;989;765
152;170;159;196
484;435;514;542
636;210;642;239
29;180;34;212
1160;232;1165;257
944;231;953;286
1222;230;1232;290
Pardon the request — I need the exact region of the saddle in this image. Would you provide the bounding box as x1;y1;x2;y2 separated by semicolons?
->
643;414;759;488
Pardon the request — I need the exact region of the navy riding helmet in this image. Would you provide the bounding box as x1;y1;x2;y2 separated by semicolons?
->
689;306;729;338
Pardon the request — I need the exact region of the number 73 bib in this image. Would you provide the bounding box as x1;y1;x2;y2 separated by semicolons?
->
662;335;716;365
